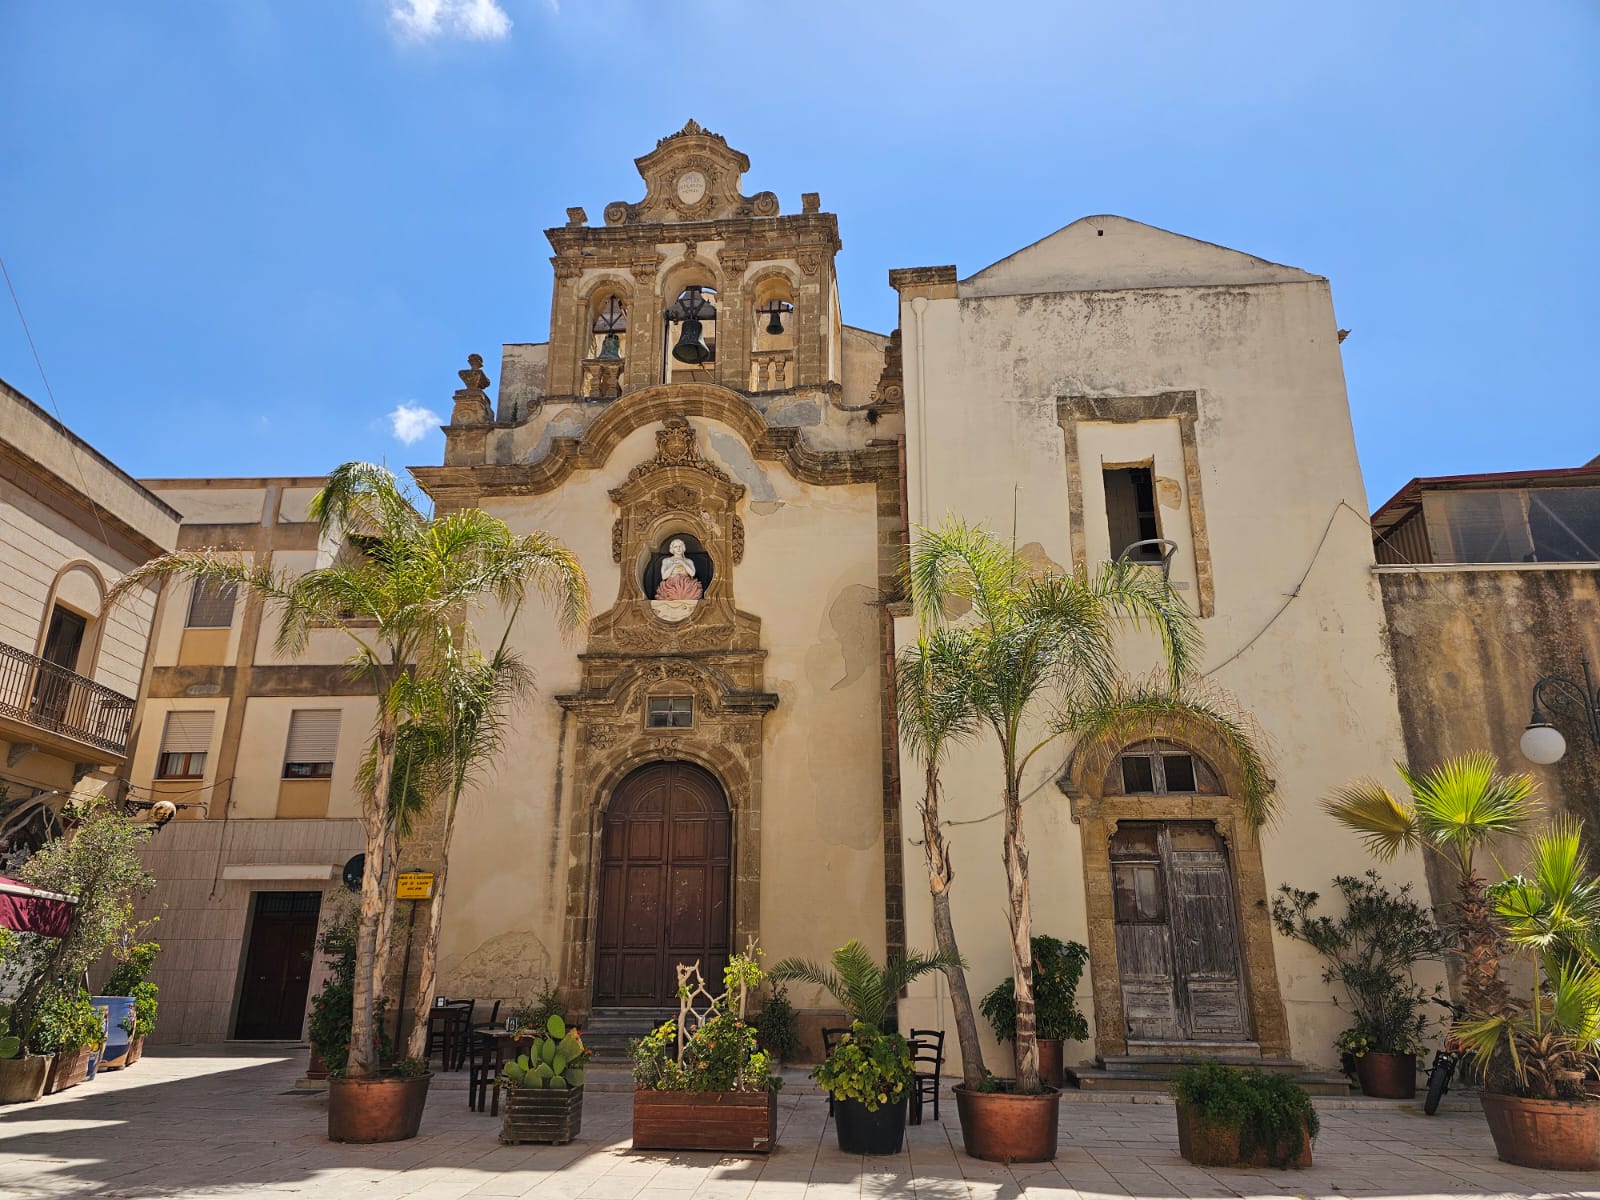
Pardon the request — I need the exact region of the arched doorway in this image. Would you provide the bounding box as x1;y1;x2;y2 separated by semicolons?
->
594;761;731;1007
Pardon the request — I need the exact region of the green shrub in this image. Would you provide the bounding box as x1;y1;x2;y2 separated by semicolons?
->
753;982;800;1062
979;935;1090;1043
1171;1060;1319;1168
105;940;161;1037
507;979;563;1033
30;988;107;1055
814;1021;913;1111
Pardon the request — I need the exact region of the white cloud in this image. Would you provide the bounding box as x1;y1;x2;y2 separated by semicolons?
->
388;403;444;444
389;0;511;42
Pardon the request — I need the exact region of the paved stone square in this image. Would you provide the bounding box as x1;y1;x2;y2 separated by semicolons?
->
2;1047;1596;1200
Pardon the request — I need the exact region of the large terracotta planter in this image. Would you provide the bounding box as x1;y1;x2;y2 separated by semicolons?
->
835;1095;908;1155
953;1084;1060;1163
0;1055;54;1104
500;1084;584;1144
632;1089;779;1153
45;1046;94;1094
1037;1039;1065;1090
1175;1101;1313;1169
1480;1092;1600;1171
327;1073;433;1143
1354;1051;1416;1099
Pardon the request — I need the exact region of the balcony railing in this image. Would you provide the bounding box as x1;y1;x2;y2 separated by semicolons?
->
750;349;793;392
0;640;137;757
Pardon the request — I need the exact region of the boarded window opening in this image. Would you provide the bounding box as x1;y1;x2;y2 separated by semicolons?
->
1104;466;1161;561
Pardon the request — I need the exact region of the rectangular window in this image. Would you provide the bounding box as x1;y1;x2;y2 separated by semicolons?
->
1104;466;1161;562
157;711;213;779
646;697;692;728
1162;753;1197;793
186;581;238;629
1120;754;1155;794
283;709;340;779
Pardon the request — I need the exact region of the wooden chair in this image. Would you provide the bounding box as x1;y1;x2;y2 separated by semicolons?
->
466;1030;504;1115
472;1000;502;1031
820;1027;849;1117
426;1000;475;1071
907;1028;945;1125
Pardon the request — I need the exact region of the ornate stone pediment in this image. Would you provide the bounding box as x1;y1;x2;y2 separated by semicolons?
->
611;415;737;496
602;120;781;227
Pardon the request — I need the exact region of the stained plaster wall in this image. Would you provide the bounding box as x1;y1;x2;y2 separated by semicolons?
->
892;221;1442;1072
430;417;889;1010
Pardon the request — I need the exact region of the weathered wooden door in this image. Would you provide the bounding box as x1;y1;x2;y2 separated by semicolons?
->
595;762;730;1006
233;891;321;1039
1110;822;1248;1043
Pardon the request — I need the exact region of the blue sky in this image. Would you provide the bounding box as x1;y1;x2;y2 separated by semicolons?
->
2;1;1595;507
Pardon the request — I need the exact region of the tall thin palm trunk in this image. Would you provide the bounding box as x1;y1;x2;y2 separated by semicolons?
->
348;712;398;1076
921;762;985;1087
405;800;459;1061
1002;770;1039;1092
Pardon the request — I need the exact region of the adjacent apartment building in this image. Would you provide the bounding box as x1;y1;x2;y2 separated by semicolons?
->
126;478;368;1043
0;376;177;859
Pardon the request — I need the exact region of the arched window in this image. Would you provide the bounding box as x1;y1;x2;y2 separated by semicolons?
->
589;295;628;361
1106;739;1221;796
749;276;795;390
664;286;717;381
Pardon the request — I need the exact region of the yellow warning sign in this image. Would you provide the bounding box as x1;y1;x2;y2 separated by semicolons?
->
396;872;435;900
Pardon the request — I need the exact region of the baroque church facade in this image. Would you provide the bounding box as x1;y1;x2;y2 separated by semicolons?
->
403;121;1439;1074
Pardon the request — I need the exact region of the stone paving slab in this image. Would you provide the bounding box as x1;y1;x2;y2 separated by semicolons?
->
1;1046;1596;1200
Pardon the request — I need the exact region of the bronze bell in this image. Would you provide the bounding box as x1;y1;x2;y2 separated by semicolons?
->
765;309;785;336
596;333;622;360
672;317;712;364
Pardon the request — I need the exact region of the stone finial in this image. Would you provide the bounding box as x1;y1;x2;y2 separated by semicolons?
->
458;353;491;393
801;192;820;214
567;206;588;227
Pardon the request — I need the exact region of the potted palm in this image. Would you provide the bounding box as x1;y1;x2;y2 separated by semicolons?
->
1455;817;1600;1171
905;519;1249;1162
1271;873;1445;1097
772;940;959;1155
630;950;782;1153
110;462;587;1142
979;935;1089;1090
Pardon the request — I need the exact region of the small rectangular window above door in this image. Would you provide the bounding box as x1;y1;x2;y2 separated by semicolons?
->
186;581;238;629
283;709;340;778
157;710;214;779
1104;466;1162;562
646;697;692;728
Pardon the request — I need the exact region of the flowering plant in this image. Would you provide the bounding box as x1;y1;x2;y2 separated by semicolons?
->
814;1021;913;1112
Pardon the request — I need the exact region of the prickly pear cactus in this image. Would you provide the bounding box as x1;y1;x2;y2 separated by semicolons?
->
499;1013;591;1092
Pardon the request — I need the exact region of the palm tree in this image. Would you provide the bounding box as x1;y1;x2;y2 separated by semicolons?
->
1455;817;1600;1098
907;518;1202;1091
1323;752;1540;1017
895;629;985;1086
769;940;965;1031
109;463;587;1078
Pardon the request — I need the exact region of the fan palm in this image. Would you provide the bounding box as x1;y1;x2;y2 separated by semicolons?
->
896;627;986;1085
907;518;1203;1091
109;462;587;1078
769;940;965;1031
1323;752;1539;1016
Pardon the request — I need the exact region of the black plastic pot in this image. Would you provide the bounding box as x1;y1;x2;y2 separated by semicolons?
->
835;1094;908;1155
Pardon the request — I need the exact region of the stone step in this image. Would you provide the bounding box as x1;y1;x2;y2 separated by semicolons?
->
1079;1065;1352;1097
1100;1053;1302;1076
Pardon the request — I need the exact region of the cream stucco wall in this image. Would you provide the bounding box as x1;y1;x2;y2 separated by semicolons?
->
892;218;1442;1073
433;416;890;1012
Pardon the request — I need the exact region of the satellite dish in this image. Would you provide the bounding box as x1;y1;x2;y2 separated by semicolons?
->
342;854;365;893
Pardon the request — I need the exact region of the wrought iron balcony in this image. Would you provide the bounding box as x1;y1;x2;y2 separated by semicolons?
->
0;640;137;757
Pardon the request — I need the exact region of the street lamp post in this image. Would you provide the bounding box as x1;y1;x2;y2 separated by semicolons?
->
1519;656;1600;765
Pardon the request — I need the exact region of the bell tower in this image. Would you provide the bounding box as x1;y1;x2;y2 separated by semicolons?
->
541;120;844;403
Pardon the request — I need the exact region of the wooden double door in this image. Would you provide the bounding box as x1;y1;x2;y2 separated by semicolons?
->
1110;821;1249;1043
234;891;321;1039
594;762;731;1007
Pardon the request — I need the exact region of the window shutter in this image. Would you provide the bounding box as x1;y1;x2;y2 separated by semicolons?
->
160;711;214;753
285;710;340;763
186;581;238;628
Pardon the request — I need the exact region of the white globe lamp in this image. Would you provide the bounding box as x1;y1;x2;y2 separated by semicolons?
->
1519;721;1566;766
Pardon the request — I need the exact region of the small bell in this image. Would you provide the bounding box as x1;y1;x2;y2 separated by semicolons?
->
597;333;622;360
672;317;712;364
765;309;785;336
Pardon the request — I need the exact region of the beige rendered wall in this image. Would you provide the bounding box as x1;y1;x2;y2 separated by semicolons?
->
432;417;889;1011
892;223;1443;1073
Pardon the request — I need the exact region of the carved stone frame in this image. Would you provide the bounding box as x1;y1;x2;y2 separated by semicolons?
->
1058;723;1289;1060
1057;391;1215;617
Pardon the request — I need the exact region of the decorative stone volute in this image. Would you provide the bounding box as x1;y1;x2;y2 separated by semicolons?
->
602;120;780;226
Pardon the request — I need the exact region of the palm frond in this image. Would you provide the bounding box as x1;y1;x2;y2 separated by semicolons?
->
1400;752;1540;875
1088;558;1203;687
1322;778;1420;861
895;629;980;768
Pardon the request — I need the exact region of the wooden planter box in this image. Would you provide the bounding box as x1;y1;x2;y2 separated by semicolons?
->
45;1047;93;1094
632;1089;778;1154
1176;1101;1313;1169
500;1084;584;1144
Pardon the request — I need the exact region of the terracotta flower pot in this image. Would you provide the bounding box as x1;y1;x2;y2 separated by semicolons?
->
1037;1039;1065;1090
45;1046;93;1094
0;1055;54;1104
953;1084;1060;1163
1175;1101;1314;1169
1480;1092;1600;1171
327;1073;433;1143
1354;1051;1416;1099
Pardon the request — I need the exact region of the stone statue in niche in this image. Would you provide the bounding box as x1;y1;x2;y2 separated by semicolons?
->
646;535;713;623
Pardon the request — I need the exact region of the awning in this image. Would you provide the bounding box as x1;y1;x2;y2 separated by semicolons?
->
0;875;76;937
